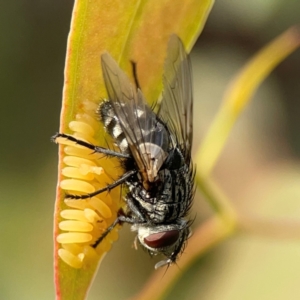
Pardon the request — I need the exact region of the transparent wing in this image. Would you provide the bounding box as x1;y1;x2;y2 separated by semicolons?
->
157;35;193;162
101;53;170;182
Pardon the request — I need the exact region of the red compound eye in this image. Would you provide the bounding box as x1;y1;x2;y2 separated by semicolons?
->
144;230;179;248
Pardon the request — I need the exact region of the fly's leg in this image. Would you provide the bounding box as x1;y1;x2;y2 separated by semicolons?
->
52;133;130;159
130;60;141;90
126;196;146;222
92;196;148;248
92;214;137;248
66;170;137;199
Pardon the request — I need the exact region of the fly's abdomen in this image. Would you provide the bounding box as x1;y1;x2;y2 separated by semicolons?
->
99;99;171;182
99;100;129;153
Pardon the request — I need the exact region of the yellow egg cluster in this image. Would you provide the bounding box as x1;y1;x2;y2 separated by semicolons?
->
55;100;123;268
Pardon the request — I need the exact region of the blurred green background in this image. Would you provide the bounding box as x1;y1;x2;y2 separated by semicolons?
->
1;1;300;299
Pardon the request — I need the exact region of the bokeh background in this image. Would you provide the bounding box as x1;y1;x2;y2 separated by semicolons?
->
1;1;300;299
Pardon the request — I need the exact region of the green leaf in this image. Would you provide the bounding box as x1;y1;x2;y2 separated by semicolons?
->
53;0;215;299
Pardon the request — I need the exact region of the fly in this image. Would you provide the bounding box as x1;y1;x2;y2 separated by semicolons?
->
53;34;195;269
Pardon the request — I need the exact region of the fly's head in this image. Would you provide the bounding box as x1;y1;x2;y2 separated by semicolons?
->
132;220;191;269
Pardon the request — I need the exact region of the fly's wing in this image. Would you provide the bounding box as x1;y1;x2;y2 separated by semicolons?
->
101;53;170;182
157;35;193;163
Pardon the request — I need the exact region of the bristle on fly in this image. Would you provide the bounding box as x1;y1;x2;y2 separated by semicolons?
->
55;100;123;269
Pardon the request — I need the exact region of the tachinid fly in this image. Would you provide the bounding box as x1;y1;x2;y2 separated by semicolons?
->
53;35;195;269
